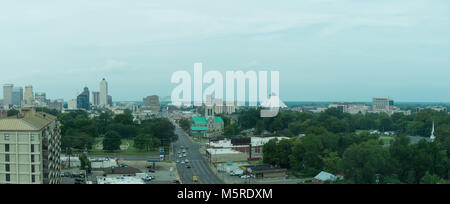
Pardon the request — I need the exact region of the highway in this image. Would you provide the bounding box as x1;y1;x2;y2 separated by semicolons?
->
172;127;223;184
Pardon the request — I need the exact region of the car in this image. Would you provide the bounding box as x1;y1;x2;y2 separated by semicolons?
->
183;154;187;157
74;178;85;184
179;155;182;158
143;176;154;181
241;175;250;179
230;169;244;176
186;164;191;168
119;164;128;168
185;159;189;163
176;160;180;163
193;176;198;182
71;173;84;178
169;180;181;184
181;161;185;164
148;169;156;173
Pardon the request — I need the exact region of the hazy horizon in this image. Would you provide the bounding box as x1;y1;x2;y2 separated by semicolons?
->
1;0;450;102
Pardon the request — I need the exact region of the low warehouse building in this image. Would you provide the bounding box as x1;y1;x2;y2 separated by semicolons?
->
241;164;287;179
206;149;248;163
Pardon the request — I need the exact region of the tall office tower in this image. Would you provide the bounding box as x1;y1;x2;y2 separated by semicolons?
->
11;87;23;107
108;95;113;106
143;95;160;113
35;92;47;107
76;87;90;110
99;78;108;106
47;99;64;112
0;107;61;184
92;91;100;106
2;84;13;107
372;98;394;112
24;85;34;106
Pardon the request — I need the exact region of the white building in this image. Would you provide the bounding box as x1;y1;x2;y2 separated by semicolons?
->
99;78;108;107
328;102;370;115
67;99;77;110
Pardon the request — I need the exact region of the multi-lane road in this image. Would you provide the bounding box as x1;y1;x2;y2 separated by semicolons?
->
172;127;223;184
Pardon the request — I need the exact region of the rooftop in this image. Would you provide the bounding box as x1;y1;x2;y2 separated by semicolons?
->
97;176;145;184
0;109;57;131
206;148;243;155
241;164;287;173
192;117;207;124
208;137;289;148
314;171;337;181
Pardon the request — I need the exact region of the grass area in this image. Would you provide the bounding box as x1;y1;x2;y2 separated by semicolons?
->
287;170;313;179
379;136;395;145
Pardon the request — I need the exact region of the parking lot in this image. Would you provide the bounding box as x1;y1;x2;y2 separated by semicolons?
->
118;160;180;184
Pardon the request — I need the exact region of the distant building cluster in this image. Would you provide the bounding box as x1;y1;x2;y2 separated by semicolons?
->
304;98;413;116
2;84;63;112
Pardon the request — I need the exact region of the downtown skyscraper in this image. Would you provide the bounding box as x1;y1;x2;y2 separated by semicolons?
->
11;87;23;107
99;78;108;107
77;87;90;110
2;84;13;106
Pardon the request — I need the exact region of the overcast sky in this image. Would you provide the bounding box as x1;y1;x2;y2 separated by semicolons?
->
1;0;450;102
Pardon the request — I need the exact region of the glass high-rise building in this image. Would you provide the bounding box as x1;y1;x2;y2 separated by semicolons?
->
77;87;90;110
11;87;23;107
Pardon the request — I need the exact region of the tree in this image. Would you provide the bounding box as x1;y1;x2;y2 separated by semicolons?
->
61;128;94;150
420;172;447;184
103;131;121;152
108;123;138;139
436;124;450;158
95;111;113;135
113;113;134;125
134;134;160;152
79;153;92;172
141;118;177;142
255;120;265;135
6;109;19;117
342;140;391;184
263;139;278;165
179;119;191;132
224;123;240;138
321;151;341;174
389;135;413;182
238;108;260;129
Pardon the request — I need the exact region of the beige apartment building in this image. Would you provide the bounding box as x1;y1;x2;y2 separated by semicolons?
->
0;108;61;184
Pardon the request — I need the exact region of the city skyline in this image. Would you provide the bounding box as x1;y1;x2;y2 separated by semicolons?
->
3;79;450;104
1;1;450;102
